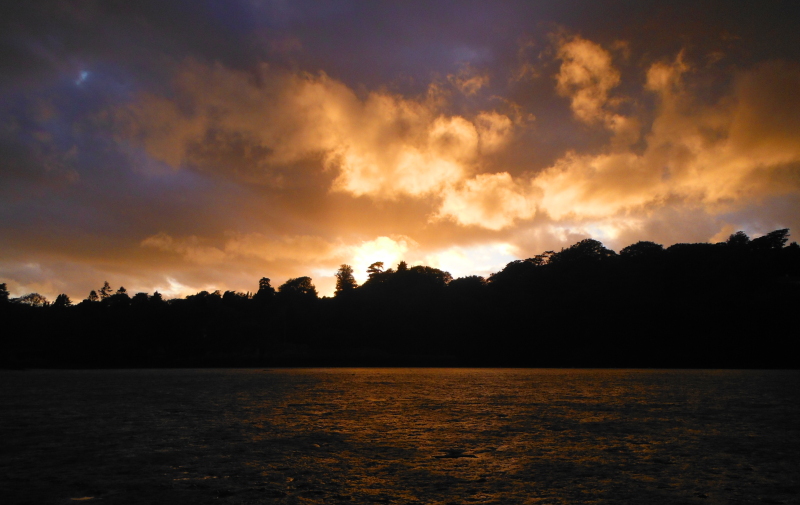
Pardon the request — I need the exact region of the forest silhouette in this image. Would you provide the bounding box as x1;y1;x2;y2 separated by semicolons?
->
2;229;798;368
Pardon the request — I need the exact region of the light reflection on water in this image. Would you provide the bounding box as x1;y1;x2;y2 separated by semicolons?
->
1;368;799;504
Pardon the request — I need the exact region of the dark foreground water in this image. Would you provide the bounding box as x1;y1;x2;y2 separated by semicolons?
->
1;369;798;505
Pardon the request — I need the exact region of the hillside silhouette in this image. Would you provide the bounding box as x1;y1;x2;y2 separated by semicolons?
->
2;229;799;368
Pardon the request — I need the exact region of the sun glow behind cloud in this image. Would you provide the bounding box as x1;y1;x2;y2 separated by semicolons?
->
135;230;520;297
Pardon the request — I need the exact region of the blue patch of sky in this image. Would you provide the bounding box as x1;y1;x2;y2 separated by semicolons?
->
75;70;89;85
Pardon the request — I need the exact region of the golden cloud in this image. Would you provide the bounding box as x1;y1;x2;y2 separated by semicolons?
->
118;45;800;239
437;172;537;230
141;232;227;265
117;60;515;200
556;35;621;127
448;65;490;95
434;48;800;230
142;231;342;265
533;151;658;220
531;55;800;221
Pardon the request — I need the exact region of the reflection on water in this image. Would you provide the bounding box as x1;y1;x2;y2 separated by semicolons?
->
1;369;799;504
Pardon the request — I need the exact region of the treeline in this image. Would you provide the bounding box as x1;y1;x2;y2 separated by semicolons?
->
2;229;799;368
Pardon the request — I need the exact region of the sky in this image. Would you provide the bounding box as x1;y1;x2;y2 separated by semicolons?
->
2;0;800;299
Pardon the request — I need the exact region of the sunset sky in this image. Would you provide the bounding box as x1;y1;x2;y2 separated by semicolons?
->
2;1;799;299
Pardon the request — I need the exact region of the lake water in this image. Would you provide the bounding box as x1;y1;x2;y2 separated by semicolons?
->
1;369;799;504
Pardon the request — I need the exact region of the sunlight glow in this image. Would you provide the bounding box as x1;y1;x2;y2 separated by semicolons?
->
423;243;518;279
155;277;194;299
347;236;415;283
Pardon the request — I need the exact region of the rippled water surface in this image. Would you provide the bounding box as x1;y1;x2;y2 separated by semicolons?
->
2;369;799;504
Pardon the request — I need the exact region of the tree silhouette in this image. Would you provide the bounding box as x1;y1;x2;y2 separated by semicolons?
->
0;283;8;303
362;261;397;287
409;265;453;286
367;262;385;279
223;290;249;303
335;264;358;296
487;258;541;291
620;241;665;259
17;293;49;307
1;227;797;368
131;292;149;307
254;277;276;306
99;281;112;300
448;275;487;298
751;229;790;251
53;293;72;308
257;277;275;296
727;231;750;247
529;251;555;266
107;288;131;308
550;238;617;265
279;276;318;299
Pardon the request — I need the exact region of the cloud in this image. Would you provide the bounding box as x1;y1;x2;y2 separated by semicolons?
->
223;233;341;263
726;61;800;167
125;46;800;236
114;45;797;244
709;223;738;244
645;53;689;95
4;4;800;308
0;110;80;195
474;111;514;153
329;112;477;199
115;60;515;200
141;231;342;265
533;151;658;220
345;236;416;283
60;46;800;302
139;231;421;289
137;230;519;292
429;46;800;238
643;57;800;204
448;64;490;95
141;232;227;264
554;35;641;149
529;54;800;224
555;35;621;127
437;172;537;230
421;242;518;279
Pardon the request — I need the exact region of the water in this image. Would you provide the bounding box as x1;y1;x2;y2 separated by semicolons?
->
1;369;798;504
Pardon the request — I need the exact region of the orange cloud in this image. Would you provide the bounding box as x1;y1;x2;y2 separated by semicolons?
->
533;151;658;220
448;64;490;95
531;54;800;222
139;231;420;289
142;231;342;265
429;46;800;237
119;44;800;243
117;60;515;201
141;232;227;264
556;35;621;127
555;35;640;147
437;172;537;230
